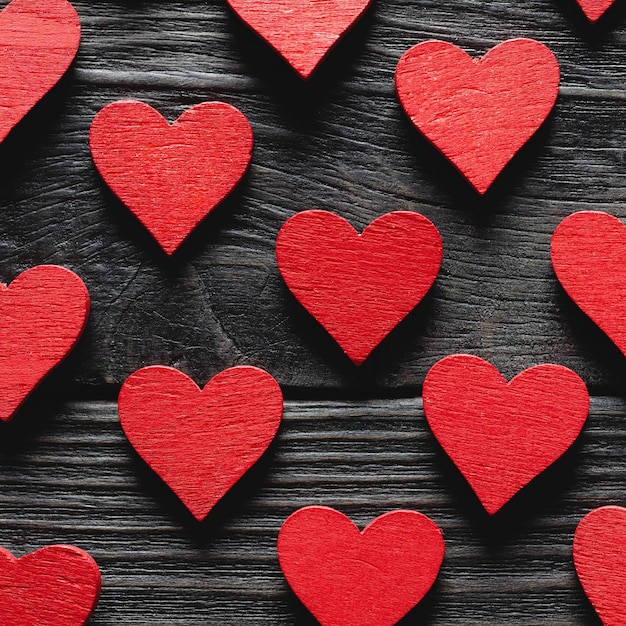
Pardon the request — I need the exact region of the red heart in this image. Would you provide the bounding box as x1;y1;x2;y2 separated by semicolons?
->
0;544;101;626
422;355;589;514
226;0;372;79
551;211;626;357
90;100;253;255
277;507;444;626
575;0;616;21
0;0;80;144
118;365;283;521
395;39;560;194
0;266;89;422
275;210;442;365
574;506;626;626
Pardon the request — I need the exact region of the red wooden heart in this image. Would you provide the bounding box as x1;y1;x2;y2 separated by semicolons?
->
0;265;89;422
574;506;626;626
275;210;442;365
0;544;101;626
0;0;80;144
422;355;589;514
575;0;616;21
90;100;253;255
277;506;444;626
395;39;560;194
118;365;283;521
551;211;626;358
225;0;372;79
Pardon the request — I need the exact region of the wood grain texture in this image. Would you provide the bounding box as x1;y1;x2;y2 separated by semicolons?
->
1;0;626;390
275;210;442;365
0;265;89;422
573;506;626;626
0;397;623;624
395;39;560;194
89;101;253;255
118;365;283;521
277;507;445;626
1;2;626;621
0;544;101;626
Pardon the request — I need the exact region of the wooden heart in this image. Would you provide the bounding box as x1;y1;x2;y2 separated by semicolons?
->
90;100;253;255
395;39;560;194
225;0;372;79
275;210;442;365
551;211;626;357
422;355;589;514
575;0;616;21
0;0;80;144
277;507;445;626
0;544;101;626
574;506;626;626
118;365;283;521
0;266;89;422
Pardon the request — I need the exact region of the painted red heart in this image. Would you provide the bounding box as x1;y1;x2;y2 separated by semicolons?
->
226;0;372;79
575;0;616;21
277;506;445;626
0;544;101;626
0;265;90;422
574;506;626;626
0;0;80;144
551;211;626;358
90;100;253;255
422;355;589;514
276;210;442;365
118;365;283;521
395;39;560;194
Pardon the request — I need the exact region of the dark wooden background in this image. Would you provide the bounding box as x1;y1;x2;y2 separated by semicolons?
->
0;0;625;623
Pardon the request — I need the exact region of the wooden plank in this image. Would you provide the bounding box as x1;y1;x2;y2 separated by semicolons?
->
0;1;625;390
0;397;623;624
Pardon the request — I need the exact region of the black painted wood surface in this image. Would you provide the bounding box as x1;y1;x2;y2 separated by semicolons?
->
1;398;624;625
0;0;625;623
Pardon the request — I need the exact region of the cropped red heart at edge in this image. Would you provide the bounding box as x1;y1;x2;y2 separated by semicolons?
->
551;211;626;358
90;100;253;255
395;38;560;194
574;506;626;626
574;0;616;21
277;506;445;626
225;0;373;79
0;0;81;144
0;265;90;422
422;355;589;514
118;365;283;521
0;544;101;626
276;210;442;365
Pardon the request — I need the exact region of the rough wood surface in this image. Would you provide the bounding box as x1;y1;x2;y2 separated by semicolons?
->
0;398;623;624
1;0;626;391
1;0;626;623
